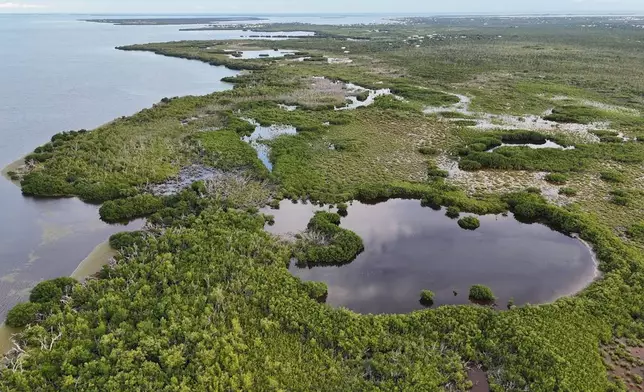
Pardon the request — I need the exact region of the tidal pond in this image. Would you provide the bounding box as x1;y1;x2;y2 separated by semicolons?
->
487;139;574;152
262;199;598;314
242;120;297;170
227;49;295;59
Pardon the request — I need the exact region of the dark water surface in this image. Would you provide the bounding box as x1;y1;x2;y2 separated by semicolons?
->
263;199;598;314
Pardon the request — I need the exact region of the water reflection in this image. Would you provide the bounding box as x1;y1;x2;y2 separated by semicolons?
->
242;120;297;170
262;199;597;314
487;139;575;152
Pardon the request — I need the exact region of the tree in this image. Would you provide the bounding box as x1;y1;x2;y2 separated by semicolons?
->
5;302;40;328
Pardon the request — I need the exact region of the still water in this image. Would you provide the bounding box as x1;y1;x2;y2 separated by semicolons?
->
263;199;598;314
0;14;256;319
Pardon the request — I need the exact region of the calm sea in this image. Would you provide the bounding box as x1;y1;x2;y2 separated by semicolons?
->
0;13;392;318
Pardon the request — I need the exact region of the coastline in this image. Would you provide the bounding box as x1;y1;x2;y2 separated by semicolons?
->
71;240;117;281
0;156;25;187
0;240;119;357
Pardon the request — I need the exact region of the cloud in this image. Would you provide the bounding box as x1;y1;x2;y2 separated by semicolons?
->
0;2;47;8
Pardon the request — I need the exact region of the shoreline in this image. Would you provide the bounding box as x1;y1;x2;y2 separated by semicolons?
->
0;240;119;357
71;240;117;281
0;156;26;187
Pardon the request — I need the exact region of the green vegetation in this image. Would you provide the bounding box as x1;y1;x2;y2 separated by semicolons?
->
99;194;164;223
559;187;579;197
5;302;40;328
545;173;569;185
420;290;435;306
458;216;481;230
336;202;348;217
469;284;496;302
4;15;644;391
295;212;364;265
601;170;625;184
445;206;461;219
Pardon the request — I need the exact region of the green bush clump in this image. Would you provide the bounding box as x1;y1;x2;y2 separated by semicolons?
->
420;290;435;306
469;285;495;302
600;170;624;183
458;216;480;230
99;194;165;223
445;206;461;219
559;187;578;196
29;277;79;304
295;212;364;265
225;114;256;137
109;231;148;250
427;165;449;179
418;146;439;155
525;187;542;194
29;281;63;304
5;302;40;328
611;194;631;206
626;222;644;241
355;91;370;102
545;173;568;185
336;202;349;217
303;281;328;302
544;105;603;124
459;160;482;171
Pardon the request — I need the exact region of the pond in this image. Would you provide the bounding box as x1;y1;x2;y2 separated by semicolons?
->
487;139;574;152
227;49;295;59
262;199;598;314
242;120;297;170
335;83;393;111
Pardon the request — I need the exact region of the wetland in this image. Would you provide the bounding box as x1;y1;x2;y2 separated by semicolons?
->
265;199;597;314
1;14;644;392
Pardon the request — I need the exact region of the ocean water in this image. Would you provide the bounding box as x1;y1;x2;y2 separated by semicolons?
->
0;14;261;318
0;13;403;320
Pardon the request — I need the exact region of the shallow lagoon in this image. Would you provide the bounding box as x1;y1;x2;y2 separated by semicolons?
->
263;199;598;314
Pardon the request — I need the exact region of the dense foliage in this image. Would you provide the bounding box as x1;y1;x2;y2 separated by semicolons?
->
99;194;164;223
5;15;644;391
469;285;496;302
294;212;364;265
458;216;481;231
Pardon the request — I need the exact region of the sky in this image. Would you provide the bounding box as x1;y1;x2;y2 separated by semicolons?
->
1;0;644;14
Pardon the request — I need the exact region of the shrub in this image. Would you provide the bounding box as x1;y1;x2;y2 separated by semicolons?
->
469;285;495;302
99;194;165;223
427;166;449;179
29;281;63;304
559;187;578;196
337;202;349;217
5;302;40;328
459;160;482;171
600;170;624;183
418;146;439;155
525;187;542;194
545;173;568;185
458;216;480;230
295;212;364;265
611;195;630;206
109;231;147;250
420;290;435;306
304;281;328;302
626;222;644;241
51;277;79;294
445;206;461;219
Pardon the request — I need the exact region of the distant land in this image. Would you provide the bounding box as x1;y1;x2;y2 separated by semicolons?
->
84;17;267;25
